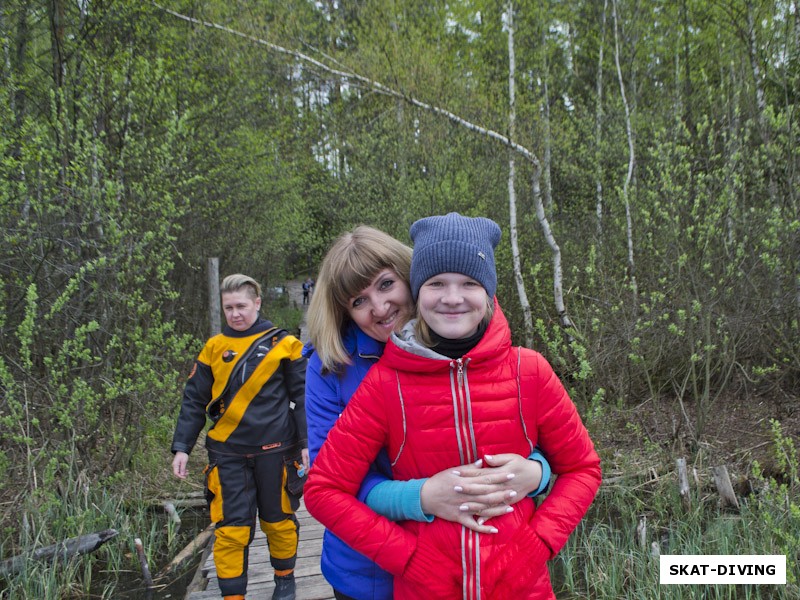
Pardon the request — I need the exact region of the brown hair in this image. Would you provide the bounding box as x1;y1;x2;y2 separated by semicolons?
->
307;226;412;372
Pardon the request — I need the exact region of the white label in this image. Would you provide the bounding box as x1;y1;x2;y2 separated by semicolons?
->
660;555;786;585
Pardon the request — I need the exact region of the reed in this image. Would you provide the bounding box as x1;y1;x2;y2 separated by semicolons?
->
552;446;800;599
0;472;190;599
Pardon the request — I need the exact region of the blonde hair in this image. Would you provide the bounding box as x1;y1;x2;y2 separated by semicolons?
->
414;294;494;347
307;226;412;373
220;274;262;300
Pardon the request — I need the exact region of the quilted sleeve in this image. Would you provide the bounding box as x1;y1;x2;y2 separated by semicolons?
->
304;370;418;575
523;350;601;558
304;351;340;465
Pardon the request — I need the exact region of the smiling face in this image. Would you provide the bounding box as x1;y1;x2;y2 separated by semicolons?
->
417;272;489;339
347;269;413;343
222;290;261;332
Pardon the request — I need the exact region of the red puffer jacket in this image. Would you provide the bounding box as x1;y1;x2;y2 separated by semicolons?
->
304;301;601;600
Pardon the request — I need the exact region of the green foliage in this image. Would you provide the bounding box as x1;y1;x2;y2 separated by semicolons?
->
745;420;800;587
2;0;800;595
556;453;800;598
0;470;194;599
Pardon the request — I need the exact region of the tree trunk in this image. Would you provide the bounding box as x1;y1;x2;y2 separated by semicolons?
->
746;2;777;204
48;0;69;181
158;6;574;329
506;1;534;346
595;0;608;238
541;32;553;222
612;0;638;304
9;0;31;220
208;258;221;336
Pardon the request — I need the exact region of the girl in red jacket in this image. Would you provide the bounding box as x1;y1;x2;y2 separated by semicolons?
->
305;213;601;600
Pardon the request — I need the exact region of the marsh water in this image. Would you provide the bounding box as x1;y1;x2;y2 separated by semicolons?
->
90;508;209;600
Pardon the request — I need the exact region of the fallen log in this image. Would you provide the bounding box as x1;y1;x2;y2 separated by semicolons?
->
154;493;206;509
0;529;119;577
159;523;215;577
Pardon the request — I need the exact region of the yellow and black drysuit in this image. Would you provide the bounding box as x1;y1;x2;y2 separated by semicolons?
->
171;316;307;598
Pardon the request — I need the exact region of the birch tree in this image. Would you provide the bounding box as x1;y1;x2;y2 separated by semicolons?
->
505;1;534;347
612;0;638;304
160;3;574;330
595;0;608;237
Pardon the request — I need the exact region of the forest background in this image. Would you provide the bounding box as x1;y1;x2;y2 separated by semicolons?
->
1;0;798;598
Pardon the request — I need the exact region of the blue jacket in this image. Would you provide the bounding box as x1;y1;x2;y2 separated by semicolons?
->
303;322;394;600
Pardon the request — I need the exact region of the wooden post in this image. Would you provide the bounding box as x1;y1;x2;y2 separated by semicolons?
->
676;457;691;509
712;465;740;510
134;537;154;589
650;541;661;557
208;257;221;336
636;515;647;549
164;501;181;531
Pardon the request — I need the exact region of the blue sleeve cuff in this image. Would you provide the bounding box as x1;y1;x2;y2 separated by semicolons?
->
365;478;434;522
529;448;551;497
357;469;388;504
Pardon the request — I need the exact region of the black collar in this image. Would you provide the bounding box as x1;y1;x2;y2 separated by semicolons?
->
428;322;488;359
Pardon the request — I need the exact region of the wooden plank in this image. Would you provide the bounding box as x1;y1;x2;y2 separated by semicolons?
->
712;465;740;510
204;555;326;583
161;523;215;576
189;503;333;600
202;535;323;575
191;574;334;599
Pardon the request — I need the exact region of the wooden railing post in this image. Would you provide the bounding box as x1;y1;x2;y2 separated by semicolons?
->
208;257;221;337
676;457;691;509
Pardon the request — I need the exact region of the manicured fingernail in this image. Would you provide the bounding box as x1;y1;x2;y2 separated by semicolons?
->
474;459;483;467
508;491;517;498
478;518;485;525
454;486;463;492
490;527;499;534
452;470;461;476
506;506;514;513
485;455;493;461
506;473;516;480
459;504;469;511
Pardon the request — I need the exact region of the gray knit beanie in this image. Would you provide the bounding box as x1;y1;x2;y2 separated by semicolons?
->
409;212;502;301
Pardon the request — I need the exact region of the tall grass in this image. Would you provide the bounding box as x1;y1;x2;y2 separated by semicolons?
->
0;471;187;600
3;405;796;599
553;429;800;599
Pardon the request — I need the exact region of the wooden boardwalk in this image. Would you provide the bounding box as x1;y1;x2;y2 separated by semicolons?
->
187;500;334;599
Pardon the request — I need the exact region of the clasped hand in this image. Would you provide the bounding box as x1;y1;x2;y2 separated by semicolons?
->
420;453;542;534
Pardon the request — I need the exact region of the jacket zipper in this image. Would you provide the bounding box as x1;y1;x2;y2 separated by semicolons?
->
455;358;475;464
454;357;479;600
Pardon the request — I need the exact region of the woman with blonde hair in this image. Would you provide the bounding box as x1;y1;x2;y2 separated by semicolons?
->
304;225;551;600
306;214;601;599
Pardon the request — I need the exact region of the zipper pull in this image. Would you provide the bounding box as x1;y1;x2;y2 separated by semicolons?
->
456;358;464;384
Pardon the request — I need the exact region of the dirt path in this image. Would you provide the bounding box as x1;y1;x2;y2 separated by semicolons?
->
285;280;310;344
